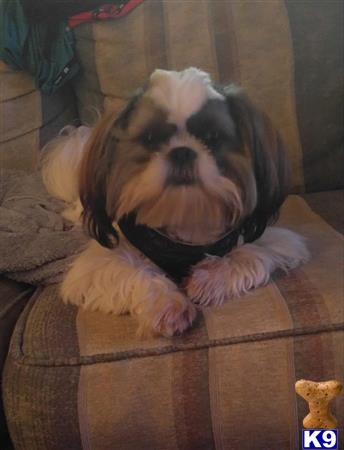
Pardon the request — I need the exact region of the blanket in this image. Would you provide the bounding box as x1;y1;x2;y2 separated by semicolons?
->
0;170;88;285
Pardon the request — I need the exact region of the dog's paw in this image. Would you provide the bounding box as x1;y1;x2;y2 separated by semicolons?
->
154;298;197;338
185;256;231;307
138;293;197;338
185;251;270;307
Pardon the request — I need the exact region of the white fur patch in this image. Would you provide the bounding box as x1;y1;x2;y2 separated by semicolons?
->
61;238;196;336
41;125;91;203
147;67;224;125
186;226;310;306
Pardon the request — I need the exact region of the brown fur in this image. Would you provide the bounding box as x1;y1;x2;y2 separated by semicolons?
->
79;110;120;247
224;85;290;242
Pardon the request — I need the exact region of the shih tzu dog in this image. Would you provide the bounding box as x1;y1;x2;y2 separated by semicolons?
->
42;67;309;337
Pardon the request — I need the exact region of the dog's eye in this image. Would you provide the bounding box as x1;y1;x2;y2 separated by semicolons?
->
202;130;221;148
142;131;154;145
141;130;164;148
140;124;177;149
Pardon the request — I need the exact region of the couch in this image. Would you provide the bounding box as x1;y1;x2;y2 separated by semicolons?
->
1;1;343;449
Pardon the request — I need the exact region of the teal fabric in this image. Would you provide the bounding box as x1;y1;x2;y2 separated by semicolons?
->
0;0;79;94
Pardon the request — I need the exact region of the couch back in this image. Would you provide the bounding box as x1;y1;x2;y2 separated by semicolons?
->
1;1;343;193
0;61;77;171
73;0;343;193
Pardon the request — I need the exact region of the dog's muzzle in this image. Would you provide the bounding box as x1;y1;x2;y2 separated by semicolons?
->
167;146;197;185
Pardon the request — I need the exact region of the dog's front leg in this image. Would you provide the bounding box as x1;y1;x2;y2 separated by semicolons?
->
186;227;309;306
62;240;196;337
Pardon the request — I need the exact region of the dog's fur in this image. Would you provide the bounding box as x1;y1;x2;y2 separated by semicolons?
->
42;68;309;337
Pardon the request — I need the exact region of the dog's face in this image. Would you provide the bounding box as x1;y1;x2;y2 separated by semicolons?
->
80;68;290;247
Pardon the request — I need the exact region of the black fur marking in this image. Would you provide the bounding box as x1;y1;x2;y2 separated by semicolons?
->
139;122;177;150
186;99;240;155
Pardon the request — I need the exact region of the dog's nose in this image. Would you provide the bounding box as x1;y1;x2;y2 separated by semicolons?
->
168;147;197;166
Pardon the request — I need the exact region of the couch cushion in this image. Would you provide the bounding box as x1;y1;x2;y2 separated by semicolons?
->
302;190;344;235
73;0;343;193
10;194;344;361
3;193;343;450
0;277;34;441
0;61;78;171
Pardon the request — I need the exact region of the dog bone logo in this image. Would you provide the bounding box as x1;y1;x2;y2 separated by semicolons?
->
295;379;342;429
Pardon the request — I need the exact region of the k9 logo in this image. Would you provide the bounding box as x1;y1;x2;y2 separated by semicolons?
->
302;429;338;449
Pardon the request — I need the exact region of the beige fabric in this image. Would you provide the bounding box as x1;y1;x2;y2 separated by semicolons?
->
0;131;39;171
78;357;179;450
0;61;35;102
0;62;77;171
278;197;344;326
163;0;218;77
204;283;293;341
230;1;304;191
0;90;42;142
208;338;299;450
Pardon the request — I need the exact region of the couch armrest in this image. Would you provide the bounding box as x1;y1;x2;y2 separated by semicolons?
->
0;277;35;440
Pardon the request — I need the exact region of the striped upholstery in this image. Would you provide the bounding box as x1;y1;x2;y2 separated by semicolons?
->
73;0;343;194
3;194;344;450
0;61;78;171
0;278;34;442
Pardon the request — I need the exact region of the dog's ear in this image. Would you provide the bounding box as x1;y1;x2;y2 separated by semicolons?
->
224;85;290;242
79;110;119;248
79;94;142;248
